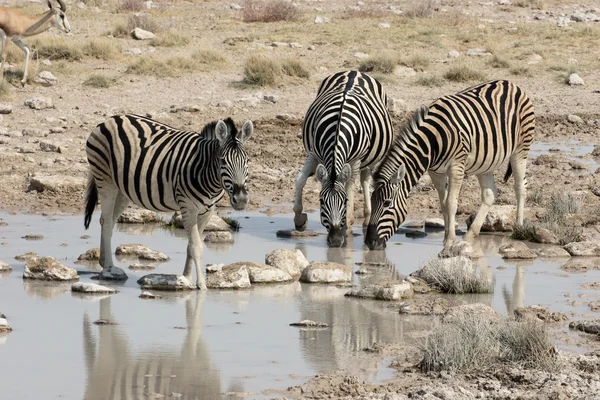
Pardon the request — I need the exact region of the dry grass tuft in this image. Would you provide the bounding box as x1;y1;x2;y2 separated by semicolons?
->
82;39;121;60
416;75;445;87
419;314;558;373
510;66;532;77
83;74;117;88
116;0;145;12
30;39;83;61
111;22;130;38
243;55;280;85
127;13;159;33
513;0;543;9
282;59;310;78
0;81;13;100
126;56;197;77
402;54;430;71
405;0;438;18
191;50;228;68
487;55;510;69
150;31;191;47
243;0;301;22
416;256;494;294
443;64;486;83
359;55;397;74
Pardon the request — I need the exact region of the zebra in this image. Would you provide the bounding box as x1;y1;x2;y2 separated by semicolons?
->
84;114;253;289
293;70;394;247
365;79;535;252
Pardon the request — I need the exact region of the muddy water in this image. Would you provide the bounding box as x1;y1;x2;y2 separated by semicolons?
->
0;211;598;399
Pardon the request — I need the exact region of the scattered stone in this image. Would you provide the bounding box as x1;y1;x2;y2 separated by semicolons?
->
28;175;86;193
498;242;537;259
564;241;600;257
447;50;460;59
24;97;53;110
314;15;330;24
533;227;559;244
393;66;417;77
39;141;60;153
230;3;242;10
560;258;598;273
139;291;162;299
204;231;234;243
117;209;162;224
206;263;224;273
128;263;156;271
234;261;294;283
215;100;233;108
0;317;12;333
22;128;46;137
568;114;584;124
588;301;600;312
71;282;118;294
345;280;413;301
424;218;444;229
115;243;170;262
378;22;390;29
131;27;155;40
571;12;588;22
265;249;309;278
125;47;143;56
445;241;484;259
275;113;296;121
557;16;570;28
290;320;328;328
526;54;543;65
78;248;100;261
354;52;369;59
568;73;584;86
49;127;66;134
0;104;12;114
276;229;319;238
91;266;128;281
23;256;79;281
137;274;196;290
93;319;117;325
466;205;515;232
405;229;427;239
582;282;600;290
22;234;43;240
206;263;251;289
536;246;571;258
15;252;38;261
514;305;568;324
263;94;278;103
300;261;352;284
169;212;231;231
34;71;58;86
569;319;600;335
0;261;11;272
466;48;492;57
443;303;499;324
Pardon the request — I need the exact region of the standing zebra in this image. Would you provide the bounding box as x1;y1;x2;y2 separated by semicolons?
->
84;114;253;289
365;79;535;251
294;70;394;247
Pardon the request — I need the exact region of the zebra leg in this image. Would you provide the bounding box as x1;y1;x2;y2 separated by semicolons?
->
97;186;128;280
345;166;358;231
180;204;207;290
429;171;449;229
464;172;496;241
510;155;528;226
360;167;372;230
293;154;318;231
441;165;465;252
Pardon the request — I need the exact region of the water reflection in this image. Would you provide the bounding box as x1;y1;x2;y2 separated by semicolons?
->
23;280;71;299
82;294;222;400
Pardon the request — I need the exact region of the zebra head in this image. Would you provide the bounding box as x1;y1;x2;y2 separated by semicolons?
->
215;118;253;211
365;164;407;250
315;163;352;247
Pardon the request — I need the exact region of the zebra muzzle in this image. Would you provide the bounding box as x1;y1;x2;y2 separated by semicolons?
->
327;224;346;248
364;224;386;250
230;185;248;210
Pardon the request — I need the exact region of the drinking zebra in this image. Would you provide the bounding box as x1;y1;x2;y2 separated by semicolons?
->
294;70;394;247
365;79;535;251
84;114;253;289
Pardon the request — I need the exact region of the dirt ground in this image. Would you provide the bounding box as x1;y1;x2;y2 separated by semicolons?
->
1;0;600;397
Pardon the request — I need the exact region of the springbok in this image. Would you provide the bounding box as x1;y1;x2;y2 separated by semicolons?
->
0;0;71;87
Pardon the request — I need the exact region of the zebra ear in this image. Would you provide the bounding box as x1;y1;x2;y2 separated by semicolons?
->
337;163;352;184
237;120;253;144
215;120;229;145
390;164;406;185
47;0;53;9
315;164;328;183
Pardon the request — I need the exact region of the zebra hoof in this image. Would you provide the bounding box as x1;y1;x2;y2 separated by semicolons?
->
197;283;208;291
294;213;308;232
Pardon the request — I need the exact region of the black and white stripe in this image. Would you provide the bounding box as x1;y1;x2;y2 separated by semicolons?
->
365;79;535;251
293;70;394;247
84;114;253;288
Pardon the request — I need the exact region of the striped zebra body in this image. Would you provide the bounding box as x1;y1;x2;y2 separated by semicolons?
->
365;80;535;251
84;114;253;288
294;71;394;247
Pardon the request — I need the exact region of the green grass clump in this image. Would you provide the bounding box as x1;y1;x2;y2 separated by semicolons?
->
443;64;486;83
83;74;116;88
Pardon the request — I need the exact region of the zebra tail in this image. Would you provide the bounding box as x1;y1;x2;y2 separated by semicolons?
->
84;173;98;230
503;163;513;184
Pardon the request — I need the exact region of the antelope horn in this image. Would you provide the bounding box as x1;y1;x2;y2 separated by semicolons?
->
56;0;67;12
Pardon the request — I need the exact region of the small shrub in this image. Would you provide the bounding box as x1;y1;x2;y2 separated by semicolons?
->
402;54;430;71
82;39;120;60
81;0;104;6
127;14;159;33
111;22;129;38
510;66;532;77
495;318;557;370
243;0;301;22
526;187;543;206
487;55;510;69
416;75;445;87
150;31;191;47
192;50;227;66
282;59;310;79
510;221;536;241
359;55;397;74
545;191;580;220
30;39;83;61
405;0;438;18
443;64;486;83
127;56;196;77
343;5;387;19
243;55;280;86
0;81;12;100
416;256;494;294
116;0;144;12
83;74;116;88
513;0;543;9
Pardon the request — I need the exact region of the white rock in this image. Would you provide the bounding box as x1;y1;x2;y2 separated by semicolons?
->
568;114;583;124
125;48;143;56
446;241;484;259
571;12;587;22
0;261;12;272
425;218;444;228
0;317;11;332
230;3;242;10
466;205;515;232
117;209;162;224
393;66;417;77
131;27;155;40
204;231;234;243
115;243;169;262
72;282;118;294
536;247;571;258
139;291;162;299
77;248;99;261
24;97;53;110
137;274;196;290
206;264;251;289
443;303;499;324
345;280;413;301
447;50;460;59
265;249;309;278
206;263;224;273
263;94;278;103
289;42;302;48
378;22;390;29
466;48;492;56
314;15;330;24
557;16;570;27
300;262;352;283
238;262;293;283
564;241;600;256
498;242;537;259
354;52;369;59
0;104;12;114
41;59;52;66
526;54;543;65
34;71;58;86
39;141;60;153
23;256;79;281
568;73;584;86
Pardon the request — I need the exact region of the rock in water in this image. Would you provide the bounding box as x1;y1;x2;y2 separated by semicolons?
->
443;303;499;324
23;256;79;281
300;262;352;283
91;266;128;281
239;262;293;283
0;317;11;333
564;241;600;256
265;249;309;278
290;320;328;328
466;205;515;232
206;264;251;289
78;248;100;261
203;231;234;243
117;209;162;224
0;261;12;272
71;282;118;294
275;229;320;238
139;291;162;299
498;242;537;259
137;274;196;290
345;280;414;301
569;319;600;335
115;243;169;261
15;252;38;261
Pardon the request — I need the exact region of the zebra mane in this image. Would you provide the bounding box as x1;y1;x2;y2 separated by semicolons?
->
200;117;238;141
375;105;429;181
